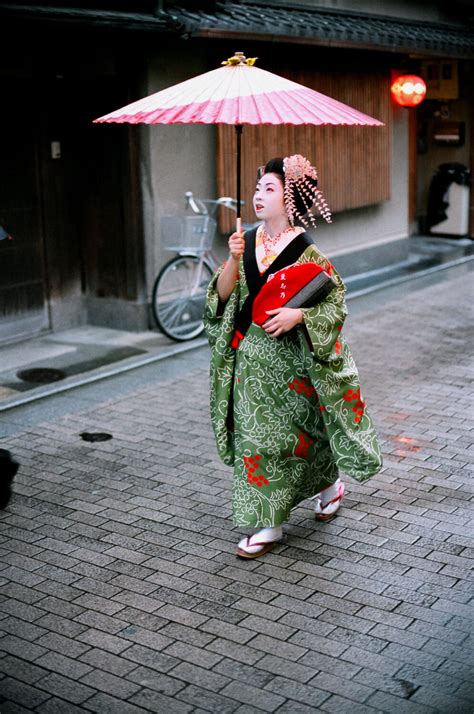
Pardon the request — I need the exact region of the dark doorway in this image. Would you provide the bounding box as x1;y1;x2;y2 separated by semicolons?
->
0;34;145;344
0;82;50;341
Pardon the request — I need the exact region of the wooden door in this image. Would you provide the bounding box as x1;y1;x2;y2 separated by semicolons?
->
0;84;49;341
41;74;143;307
0;52;145;344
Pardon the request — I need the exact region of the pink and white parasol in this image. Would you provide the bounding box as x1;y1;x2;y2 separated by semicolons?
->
95;53;383;228
95;55;383;127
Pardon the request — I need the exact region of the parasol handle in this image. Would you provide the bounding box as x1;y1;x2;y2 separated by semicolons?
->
235;124;243;233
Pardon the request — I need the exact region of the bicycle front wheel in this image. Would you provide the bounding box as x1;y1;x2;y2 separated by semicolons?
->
152;254;214;341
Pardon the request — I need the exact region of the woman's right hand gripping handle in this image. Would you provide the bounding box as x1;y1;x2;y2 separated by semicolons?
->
217;231;245;302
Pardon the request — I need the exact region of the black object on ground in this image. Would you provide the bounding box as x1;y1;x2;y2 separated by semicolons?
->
0;449;19;509
17;367;66;384
79;432;113;442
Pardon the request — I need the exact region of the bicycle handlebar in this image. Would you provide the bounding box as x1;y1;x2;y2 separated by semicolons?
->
185;191;244;216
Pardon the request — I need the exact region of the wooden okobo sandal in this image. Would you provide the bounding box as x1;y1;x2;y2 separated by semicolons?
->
236;535;281;559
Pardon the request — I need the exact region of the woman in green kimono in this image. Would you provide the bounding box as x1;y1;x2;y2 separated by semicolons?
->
204;154;382;559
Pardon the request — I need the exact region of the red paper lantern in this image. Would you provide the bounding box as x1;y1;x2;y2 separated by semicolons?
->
391;74;426;107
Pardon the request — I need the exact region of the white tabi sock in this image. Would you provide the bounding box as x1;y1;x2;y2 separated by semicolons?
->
320;479;341;506
255;526;283;542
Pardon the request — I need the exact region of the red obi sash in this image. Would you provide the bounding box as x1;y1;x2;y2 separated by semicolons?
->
252;263;329;327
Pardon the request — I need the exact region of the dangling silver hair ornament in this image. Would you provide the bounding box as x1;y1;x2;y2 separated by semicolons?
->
283;154;332;228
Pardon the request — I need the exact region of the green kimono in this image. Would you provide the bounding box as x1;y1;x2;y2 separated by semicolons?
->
204;235;382;528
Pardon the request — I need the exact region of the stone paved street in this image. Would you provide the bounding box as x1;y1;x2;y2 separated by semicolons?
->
0;263;473;713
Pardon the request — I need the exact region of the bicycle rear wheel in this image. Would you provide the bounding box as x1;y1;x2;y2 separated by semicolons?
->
152;254;214;341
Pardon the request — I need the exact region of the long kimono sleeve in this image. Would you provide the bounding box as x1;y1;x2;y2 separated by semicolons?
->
299;249;347;362
203;266;241;465
298;246;383;482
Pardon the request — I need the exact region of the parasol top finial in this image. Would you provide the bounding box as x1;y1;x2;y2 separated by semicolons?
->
222;52;258;66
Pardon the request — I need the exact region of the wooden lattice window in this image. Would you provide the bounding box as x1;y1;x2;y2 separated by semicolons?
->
217;68;392;232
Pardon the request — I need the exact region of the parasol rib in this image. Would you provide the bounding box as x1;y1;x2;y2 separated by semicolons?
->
94;56;383;230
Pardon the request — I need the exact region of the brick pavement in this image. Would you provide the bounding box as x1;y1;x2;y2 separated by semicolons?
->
0;264;473;713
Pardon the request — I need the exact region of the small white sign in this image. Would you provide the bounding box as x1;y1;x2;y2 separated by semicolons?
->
51;141;61;159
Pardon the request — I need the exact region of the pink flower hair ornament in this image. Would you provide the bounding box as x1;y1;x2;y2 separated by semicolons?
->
283;154;332;228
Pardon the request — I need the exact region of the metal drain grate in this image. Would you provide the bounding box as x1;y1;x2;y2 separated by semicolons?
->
17;367;66;384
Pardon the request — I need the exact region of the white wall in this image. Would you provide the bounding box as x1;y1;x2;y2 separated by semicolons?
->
140;45;216;299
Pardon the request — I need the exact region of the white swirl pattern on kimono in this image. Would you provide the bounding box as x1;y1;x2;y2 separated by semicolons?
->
204;242;383;527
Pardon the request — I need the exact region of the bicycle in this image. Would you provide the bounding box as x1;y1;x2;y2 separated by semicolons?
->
152;191;258;341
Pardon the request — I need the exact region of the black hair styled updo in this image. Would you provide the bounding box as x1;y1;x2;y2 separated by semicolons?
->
263;157;285;183
260;157;322;227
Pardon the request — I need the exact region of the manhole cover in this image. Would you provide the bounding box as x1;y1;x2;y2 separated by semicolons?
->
17;367;65;384
80;432;113;442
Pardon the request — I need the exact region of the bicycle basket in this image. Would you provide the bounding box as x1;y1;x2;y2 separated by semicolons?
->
160;215;216;253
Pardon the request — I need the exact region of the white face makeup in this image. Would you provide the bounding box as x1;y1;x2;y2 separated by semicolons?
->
253;173;287;223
